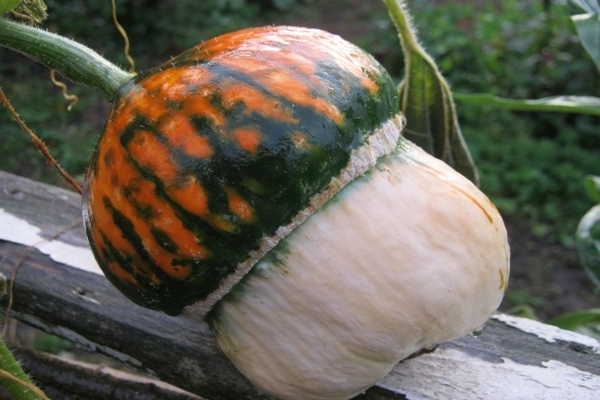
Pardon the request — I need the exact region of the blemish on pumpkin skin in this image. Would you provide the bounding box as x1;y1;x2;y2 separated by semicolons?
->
104;147;115;167
152;274;165;285
242;177;267;195
110;173;119;188
206;214;239;234
499;268;506;291
453;186;494;224
291;131;310;151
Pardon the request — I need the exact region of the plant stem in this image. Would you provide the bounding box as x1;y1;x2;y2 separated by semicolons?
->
0;338;47;400
383;0;443;75
0;18;134;99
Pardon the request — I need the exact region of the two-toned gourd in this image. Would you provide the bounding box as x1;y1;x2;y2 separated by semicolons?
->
1;19;510;400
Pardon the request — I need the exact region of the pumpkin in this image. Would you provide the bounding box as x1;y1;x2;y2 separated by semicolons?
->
82;26;509;400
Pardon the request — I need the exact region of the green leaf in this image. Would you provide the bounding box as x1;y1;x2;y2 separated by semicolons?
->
0;0;22;15
549;309;600;340
550;309;600;330
584;175;600;203
383;0;479;186
0;335;48;400
506;304;538;320
569;0;600;73
570;0;600;14
576;204;600;290
572;14;600;72
0;19;133;99
453;94;600;116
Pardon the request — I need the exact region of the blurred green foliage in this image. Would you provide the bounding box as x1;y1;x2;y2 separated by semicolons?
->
550;308;600;339
43;0;258;68
0;57;103;186
505;289;545;309
33;333;73;354
42;0;313;67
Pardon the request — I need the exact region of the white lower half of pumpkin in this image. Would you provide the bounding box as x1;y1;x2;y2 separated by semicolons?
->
208;138;510;400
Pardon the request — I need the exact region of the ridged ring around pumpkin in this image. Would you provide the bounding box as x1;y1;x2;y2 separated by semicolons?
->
82;26;401;316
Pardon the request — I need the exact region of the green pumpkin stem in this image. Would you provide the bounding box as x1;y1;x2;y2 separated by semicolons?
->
0;18;133;99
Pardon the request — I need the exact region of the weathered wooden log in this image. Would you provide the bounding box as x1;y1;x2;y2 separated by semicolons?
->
0;169;599;399
13;347;204;400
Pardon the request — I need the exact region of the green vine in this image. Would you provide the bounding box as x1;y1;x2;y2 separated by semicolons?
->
0;18;133;99
383;0;479;185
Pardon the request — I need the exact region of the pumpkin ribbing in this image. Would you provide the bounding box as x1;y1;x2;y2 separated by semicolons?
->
82;26;400;315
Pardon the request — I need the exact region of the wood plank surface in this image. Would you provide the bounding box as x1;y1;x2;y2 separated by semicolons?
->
13;347;205;400
1;170;599;399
